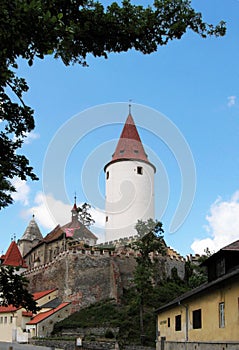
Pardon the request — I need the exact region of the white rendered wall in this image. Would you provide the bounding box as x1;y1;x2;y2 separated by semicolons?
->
105;160;155;241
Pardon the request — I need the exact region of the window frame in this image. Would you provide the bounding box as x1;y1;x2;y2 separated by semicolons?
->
219;302;225;328
192;309;202;329
175;314;181;331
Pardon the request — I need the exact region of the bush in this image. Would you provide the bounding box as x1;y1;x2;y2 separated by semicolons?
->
105;329;115;339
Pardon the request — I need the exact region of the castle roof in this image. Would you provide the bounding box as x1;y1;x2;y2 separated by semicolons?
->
104;114;155;171
33;289;58;301
26;302;70;325
0;241;28;268
61;200;97;240
62;219;97;240
20;215;43;242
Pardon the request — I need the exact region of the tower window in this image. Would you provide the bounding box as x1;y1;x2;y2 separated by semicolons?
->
106;171;109;179
106;216;108;222
137;166;143;175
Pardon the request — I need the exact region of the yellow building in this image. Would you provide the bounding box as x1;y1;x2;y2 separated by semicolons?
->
0;288;71;342
156;240;239;349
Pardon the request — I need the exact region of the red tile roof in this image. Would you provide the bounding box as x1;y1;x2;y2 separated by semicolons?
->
112;114;149;162
0;289;58;314
33;289;58;301
26;302;70;325
1;241;28;268
104;114;155;172
22;311;33;317
0;306;18;313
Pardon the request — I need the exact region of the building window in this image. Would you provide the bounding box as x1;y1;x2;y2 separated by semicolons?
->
167;317;170;327
175;315;181;331
106;216;108;222
4;317;7;324
219;302;225;328
10;316;13;323
0;317;3;324
193;309;202;329
106;171;109;179
137;166;143;175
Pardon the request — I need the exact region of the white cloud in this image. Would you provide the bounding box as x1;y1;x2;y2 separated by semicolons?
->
13;131;40;144
23;193;72;230
11;178;30;206
23;192;105;235
227;95;236;107
191;191;239;254
24;131;40;144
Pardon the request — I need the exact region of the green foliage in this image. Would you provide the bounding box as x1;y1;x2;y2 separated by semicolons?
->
104;329;115;339
53;273;190;347
130;219;165;343
0;266;39;313
0;0;226;208
184;249;211;288
54;299;123;331
77;202;95;227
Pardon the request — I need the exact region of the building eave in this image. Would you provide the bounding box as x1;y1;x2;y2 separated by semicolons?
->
156;267;239;314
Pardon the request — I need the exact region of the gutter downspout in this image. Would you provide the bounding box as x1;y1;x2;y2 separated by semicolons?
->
178;301;188;342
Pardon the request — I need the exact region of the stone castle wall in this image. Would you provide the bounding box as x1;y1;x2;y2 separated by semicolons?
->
24;247;185;313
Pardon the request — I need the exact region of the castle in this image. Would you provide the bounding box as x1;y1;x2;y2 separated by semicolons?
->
13;113;185;312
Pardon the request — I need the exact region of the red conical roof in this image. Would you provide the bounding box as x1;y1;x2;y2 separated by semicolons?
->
111;114;149;162
1;241;28;268
105;114;155;172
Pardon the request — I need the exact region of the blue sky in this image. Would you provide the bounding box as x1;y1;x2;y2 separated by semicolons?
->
1;0;239;257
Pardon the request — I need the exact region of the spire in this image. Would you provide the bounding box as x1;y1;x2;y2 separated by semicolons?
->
20;215;43;242
71;195;79;223
72;194;78;212
111;114;149;163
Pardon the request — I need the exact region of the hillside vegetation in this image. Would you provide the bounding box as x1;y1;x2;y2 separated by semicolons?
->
53;274;191;346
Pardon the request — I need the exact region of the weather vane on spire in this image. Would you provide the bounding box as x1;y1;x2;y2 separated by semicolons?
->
129;99;132;115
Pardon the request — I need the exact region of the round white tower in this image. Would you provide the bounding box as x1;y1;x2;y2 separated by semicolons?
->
104;113;156;241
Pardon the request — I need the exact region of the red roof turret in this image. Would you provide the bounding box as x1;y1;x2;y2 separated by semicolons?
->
104;114;155;172
1;241;28;268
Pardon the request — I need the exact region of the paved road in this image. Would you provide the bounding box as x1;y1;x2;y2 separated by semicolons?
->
0;342;62;350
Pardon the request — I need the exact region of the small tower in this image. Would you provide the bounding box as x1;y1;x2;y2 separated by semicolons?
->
1;240;28;273
104;113;156;241
17;215;43;257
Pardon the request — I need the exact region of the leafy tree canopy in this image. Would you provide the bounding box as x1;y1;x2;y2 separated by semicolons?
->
77;202;95;227
0;266;38;313
131;219;165;343
0;0;226;208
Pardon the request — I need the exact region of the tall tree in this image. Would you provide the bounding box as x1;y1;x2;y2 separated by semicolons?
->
0;266;38;313
131;219;165;344
0;0;226;208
